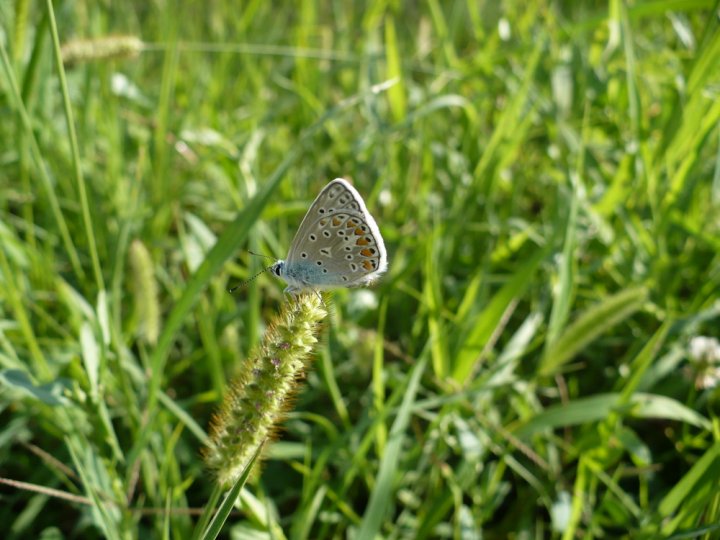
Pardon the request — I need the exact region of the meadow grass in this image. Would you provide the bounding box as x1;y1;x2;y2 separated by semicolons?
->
1;1;720;538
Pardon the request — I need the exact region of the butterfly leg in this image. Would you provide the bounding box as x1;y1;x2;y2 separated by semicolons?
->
283;285;300;296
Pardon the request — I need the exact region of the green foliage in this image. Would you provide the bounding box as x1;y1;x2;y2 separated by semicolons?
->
1;1;719;538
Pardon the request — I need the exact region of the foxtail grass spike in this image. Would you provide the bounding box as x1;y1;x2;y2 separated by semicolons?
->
61;35;143;65
204;292;328;488
129;239;160;345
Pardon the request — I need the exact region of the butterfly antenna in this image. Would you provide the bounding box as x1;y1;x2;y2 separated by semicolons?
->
228;263;275;293
246;249;276;261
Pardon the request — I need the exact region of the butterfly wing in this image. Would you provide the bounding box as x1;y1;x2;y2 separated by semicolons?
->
285;179;387;288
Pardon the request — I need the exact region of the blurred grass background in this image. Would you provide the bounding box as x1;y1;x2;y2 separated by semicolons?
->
1;0;720;538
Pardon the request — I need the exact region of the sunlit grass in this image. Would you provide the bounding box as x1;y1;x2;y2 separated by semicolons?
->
1;1;719;538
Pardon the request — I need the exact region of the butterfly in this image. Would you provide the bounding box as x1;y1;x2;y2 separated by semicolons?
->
270;178;388;294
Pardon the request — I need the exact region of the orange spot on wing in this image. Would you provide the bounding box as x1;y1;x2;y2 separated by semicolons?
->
362;260;374;271
346;220;357;228
356;237;369;246
354;228;365;235
332;217;342;226
360;248;373;257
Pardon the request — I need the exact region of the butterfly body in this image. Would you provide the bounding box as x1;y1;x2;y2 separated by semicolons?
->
273;178;387;294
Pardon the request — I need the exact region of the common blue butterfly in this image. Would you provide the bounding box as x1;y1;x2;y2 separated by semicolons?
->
271;178;387;294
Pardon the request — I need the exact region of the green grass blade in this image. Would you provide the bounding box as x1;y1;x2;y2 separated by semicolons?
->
539;287;648;376
545;175;579;349
425;225;450;378
384;15;405;122
617;321;671;403
196;443;264;540
355;353;428;540
452;247;547;383
0;39;83;281
514;392;711;439
65;434;122;540
659;442;720;535
45;0;104;291
472;31;545;191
